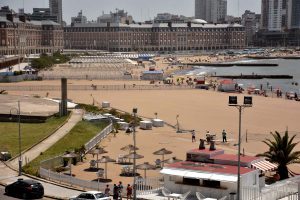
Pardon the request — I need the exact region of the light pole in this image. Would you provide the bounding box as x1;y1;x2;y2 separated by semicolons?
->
10;100;22;176
132;108;138;200
228;96;252;200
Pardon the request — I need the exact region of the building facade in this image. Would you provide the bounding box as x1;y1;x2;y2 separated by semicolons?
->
64;22;245;51
49;0;62;25
195;0;227;23
0;14;64;55
97;9;133;24
30;8;58;22
288;0;300;29
242;10;259;45
71;10;87;25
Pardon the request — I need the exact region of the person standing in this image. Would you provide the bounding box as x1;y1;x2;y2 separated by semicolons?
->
126;184;132;199
222;130;227;143
118;181;124;200
113;184;119;200
104;184;111;197
191;130;196;142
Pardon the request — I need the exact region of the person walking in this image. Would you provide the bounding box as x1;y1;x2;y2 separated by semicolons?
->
104;184;111;197
222;129;227;143
126;184;132;199
191;130;196;142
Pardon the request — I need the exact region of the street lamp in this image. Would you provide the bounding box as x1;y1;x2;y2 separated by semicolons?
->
228;96;252;200
9;100;22;176
132;108;138;200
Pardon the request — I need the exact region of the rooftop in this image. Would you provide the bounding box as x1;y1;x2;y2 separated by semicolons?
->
212;153;260;163
165;161;254;175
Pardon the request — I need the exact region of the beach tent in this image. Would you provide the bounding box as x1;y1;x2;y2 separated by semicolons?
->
218;79;237;92
152;119;164;127
117;122;129;130
140;121;153;130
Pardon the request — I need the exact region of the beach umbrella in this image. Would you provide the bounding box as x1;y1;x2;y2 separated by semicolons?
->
124;152;144;160
62;152;78;176
153;148;172;167
120;144;139;152
136;162;156;179
88;148;108;169
162;157;182;164
96;156;116;179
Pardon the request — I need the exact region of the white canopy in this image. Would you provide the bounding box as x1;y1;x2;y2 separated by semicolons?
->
160;168;237;182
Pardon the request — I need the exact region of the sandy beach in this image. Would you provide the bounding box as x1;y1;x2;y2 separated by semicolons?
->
3;87;300;184
1;51;300;186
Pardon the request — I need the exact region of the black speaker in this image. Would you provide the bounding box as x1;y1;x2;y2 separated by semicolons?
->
244;96;252;105
229;96;238;105
133;108;138;114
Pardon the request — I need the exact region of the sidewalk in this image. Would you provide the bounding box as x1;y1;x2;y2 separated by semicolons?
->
0;109;84;199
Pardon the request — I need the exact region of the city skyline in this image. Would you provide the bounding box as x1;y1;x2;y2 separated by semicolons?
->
1;0;261;24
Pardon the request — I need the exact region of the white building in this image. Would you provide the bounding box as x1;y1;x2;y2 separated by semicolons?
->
195;0;227;23
268;0;283;31
160;146;277;199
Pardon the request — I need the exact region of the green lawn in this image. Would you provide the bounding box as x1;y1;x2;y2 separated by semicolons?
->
23;121;108;176
0;115;69;157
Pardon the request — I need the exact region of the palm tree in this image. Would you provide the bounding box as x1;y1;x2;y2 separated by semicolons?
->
257;131;300;180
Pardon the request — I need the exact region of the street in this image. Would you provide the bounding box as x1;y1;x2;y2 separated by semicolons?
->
0;185;51;200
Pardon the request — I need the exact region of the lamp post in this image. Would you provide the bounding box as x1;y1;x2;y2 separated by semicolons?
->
132;108;138;200
10;100;22;176
228;96;252;200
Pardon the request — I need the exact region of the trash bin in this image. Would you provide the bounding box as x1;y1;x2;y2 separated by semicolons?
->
0;152;12;161
229;192;236;200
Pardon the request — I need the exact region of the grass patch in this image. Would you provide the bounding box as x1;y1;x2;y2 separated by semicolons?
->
23;120;108;176
0;115;69;157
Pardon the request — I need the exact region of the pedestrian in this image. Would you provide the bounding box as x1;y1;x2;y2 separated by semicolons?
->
118;181;124;200
113;184;119;200
105;184;111;197
126;184;132;199
191;130;196;142
222;129;227;143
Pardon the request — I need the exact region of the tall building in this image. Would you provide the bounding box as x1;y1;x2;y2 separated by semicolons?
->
242;10;258;45
30;8;58;22
195;0;227;23
49;0;62;25
97;9;133;24
288;0;300;29
260;0;287;31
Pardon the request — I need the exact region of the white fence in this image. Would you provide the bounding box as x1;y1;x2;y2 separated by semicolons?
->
40;167;109;191
136;177;164;196
242;176;300;200
0;84;195;91
39;123;113;190
84;123;113;153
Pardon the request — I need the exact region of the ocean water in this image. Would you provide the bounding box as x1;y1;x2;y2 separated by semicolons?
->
176;59;300;94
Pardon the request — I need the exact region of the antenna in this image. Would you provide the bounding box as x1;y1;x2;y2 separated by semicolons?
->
238;0;240;17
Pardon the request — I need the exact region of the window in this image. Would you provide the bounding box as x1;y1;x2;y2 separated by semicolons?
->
182;177;200;186
202;180;221;188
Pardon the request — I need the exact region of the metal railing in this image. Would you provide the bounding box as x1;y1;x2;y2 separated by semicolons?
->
135;177;164;196
84;123;113;153
39;123;113;190
40;167;109;191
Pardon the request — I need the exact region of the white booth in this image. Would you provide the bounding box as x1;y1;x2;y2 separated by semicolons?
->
140;121;153;130
117;122;129;130
152;119;164;127
102;101;110;108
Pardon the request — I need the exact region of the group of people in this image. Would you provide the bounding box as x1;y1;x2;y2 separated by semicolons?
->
191;129;227;143
104;181;133;199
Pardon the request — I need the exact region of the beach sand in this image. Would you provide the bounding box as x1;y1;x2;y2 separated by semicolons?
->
4;86;300;184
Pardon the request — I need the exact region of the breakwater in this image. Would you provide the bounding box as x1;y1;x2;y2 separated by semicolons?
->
211;75;293;79
186;63;278;67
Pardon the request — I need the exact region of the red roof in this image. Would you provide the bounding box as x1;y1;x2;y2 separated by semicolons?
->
166;161;254;175
187;148;224;156
220;79;236;84
212;154;260;163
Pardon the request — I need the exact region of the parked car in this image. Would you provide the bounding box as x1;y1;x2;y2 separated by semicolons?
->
70;191;111;200
5;178;44;199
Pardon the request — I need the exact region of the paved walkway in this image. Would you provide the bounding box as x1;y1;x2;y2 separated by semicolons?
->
0;109;84;199
10;109;83;168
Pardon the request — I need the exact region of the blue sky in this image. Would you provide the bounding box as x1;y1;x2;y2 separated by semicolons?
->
1;0;261;24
